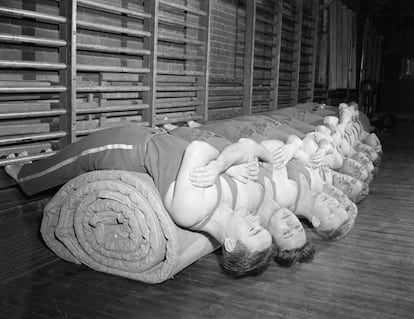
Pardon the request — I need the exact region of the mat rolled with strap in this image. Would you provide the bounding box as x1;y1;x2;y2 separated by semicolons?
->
41;170;218;284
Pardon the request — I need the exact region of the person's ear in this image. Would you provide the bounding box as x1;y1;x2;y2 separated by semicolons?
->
224;238;236;252
311;215;321;228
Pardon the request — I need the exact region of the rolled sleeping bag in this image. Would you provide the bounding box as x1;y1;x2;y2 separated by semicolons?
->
41;170;218;284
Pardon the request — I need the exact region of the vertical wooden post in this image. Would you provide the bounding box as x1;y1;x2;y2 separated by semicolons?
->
336;3;343;89
59;0;77;146
350;11;357;90
328;0;337;90
292;0;303;105
242;0;256;115
199;0;211;122
271;0;283;110
143;0;158;127
309;0;319;101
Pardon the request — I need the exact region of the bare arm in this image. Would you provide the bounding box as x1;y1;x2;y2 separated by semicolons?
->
169;141;221;228
261;135;304;169
190;138;273;187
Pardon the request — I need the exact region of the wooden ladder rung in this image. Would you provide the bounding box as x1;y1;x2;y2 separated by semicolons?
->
157;34;204;46
157;53;204;61
76;104;149;114
157;70;204;76
0;34;66;47
0;6;66;24
77;86;150;93
77;65;150;73
0;109;66;120
156;86;203;92
77;0;151;20
0;131;67;147
0;86;66;93
77;21;151;38
0;60;66;70
77;43;150;56
0;151;56;167
159;0;206;16
158;15;206;30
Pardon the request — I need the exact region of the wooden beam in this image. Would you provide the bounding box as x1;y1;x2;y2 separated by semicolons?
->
198;0;211;122
271;0;283;109
242;0;256;115
292;0;304;105
309;0;319;101
329;0;337;90
143;0;158;127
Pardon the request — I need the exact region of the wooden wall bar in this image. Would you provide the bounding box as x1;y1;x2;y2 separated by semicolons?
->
0;0;359;168
0;0;364;279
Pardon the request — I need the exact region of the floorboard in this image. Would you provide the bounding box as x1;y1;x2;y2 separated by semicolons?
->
1;122;413;319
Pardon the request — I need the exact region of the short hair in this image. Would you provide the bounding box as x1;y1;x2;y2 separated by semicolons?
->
354;182;369;203
273;242;315;267
314;217;354;241
373;151;382;167
221;240;274;278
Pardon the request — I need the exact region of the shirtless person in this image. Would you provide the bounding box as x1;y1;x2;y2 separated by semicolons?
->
170;126;353;242
5;124;277;277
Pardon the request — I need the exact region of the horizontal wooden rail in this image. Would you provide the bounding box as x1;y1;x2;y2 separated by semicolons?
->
77;0;151;20
158;15;206;30
77;43;150;56
159;0;206;16
77;86;150;93
157;70;204;76
157;53;204;61
76;123;149;136
0;131;66;146
0;151;56;167
156;101;200;108
0;60;66;70
0;86;66;94
77;65;150;73
156;86;203;92
256;15;273;25
76;104;149;114
155;114;203;125
0;6;66;24
0;34;66;47
157;34;204;45
0;109;66;120
77;21;151;38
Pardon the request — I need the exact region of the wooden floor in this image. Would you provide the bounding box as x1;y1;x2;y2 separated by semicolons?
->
1;122;414;319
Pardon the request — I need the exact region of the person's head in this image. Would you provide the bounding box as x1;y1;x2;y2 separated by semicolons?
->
315;125;332;136
266;207;314;267
338;103;349;112
310;192;350;239
351;152;375;173
323;116;339;130
372;151;382;167
348;101;359;111
332;172;369;203
340;158;369;182
314;217;354;241
362;133;381;148
221;209;273;277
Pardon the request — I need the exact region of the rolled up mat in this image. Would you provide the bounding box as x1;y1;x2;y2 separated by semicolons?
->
41;170;218;284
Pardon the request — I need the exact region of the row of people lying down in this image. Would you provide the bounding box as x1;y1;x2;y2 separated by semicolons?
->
4;101;382;277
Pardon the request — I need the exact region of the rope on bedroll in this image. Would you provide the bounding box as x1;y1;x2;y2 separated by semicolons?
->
41;170;218;284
